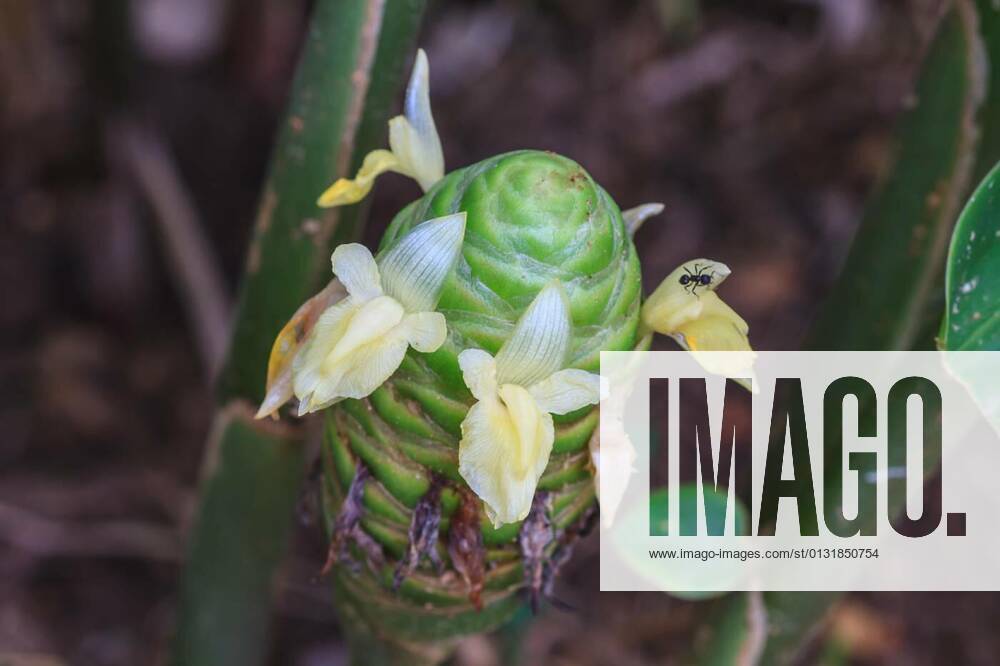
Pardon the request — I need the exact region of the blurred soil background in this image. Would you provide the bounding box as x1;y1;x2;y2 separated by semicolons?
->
2;0;997;664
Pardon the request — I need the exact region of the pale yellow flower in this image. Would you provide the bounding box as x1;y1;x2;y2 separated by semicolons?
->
317;49;443;208
256;212;466;418
642;258;756;387
457;282;602;527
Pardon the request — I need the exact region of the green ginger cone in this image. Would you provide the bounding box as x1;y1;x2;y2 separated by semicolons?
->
320;149;641;661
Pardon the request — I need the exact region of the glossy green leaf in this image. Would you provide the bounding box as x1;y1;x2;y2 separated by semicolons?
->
942;161;1000;350
941;162;1000;439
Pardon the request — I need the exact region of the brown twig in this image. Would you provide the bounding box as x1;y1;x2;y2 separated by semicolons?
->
0;499;181;562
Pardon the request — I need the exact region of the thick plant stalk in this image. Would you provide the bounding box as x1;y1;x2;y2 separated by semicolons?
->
319;151;642;664
972;0;1000;184
171;407;304;666
171;2;426;665
218;0;427;404
696;2;1000;663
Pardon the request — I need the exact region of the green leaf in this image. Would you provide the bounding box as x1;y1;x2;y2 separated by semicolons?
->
808;3;986;351
942;161;1000;350
940;162;1000;439
972;0;1000;185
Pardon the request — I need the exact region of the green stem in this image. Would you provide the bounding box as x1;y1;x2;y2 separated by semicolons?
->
171;408;305;666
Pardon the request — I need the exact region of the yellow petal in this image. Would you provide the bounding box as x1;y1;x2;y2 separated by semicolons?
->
498;384;550;477
316;149;403;208
256;279;347;419
697;290;749;335
387;49;443;191
641;258;737;337
674;309;750;352
323;295;405;372
331;243;382;301
674;311;757;390
643;259;755;390
315;50;443;208
458;387;554;527
291;298;360;408
312;327;410;410
398;311;447;352
528;368;601;415
641;258;733;334
458;348;498;401
292;295;406;413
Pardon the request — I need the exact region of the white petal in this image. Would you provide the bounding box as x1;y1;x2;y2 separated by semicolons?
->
399;311;447;353
387;49;444;191
378;212;466;312
458;348;498;401
495;281;572;387
622;202;664;236
590;418;637;527
528;368;601;415
331;243;382;302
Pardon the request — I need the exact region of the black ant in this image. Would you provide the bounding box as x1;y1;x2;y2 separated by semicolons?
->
679;263;714;295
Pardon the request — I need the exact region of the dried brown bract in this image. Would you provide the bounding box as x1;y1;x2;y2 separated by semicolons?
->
321;462;384;576
518;491;553;613
393;474;445;590
447;487;486;610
